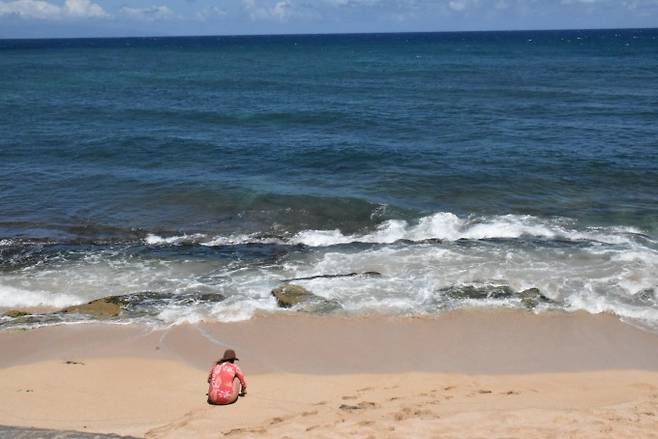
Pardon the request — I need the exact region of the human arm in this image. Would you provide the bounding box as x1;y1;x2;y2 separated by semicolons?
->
235;365;247;394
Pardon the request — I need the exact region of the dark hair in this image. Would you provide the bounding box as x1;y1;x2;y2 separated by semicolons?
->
217;358;235;364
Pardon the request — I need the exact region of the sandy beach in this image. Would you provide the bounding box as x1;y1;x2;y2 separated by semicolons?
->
1;310;658;438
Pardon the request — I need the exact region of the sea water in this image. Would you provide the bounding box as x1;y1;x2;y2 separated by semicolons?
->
1;29;657;329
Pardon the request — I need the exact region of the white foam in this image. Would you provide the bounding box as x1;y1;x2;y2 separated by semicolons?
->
288;212;651;247
144;233;206;245
0;284;80;308
201;234;283;246
142;212;652;249
567;293;658;323
3;211;657;330
0;239;14;247
157;306;204;325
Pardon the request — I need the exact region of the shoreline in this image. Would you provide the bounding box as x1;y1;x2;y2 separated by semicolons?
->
2;309;658;373
2;309;658;437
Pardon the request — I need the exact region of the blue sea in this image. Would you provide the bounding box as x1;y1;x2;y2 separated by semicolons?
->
1;29;657;329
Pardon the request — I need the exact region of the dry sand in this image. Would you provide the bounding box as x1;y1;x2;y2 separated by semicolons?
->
1;310;658;438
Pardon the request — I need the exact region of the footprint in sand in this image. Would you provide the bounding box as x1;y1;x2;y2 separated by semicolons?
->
357;387;374;392
443;386;456;391
342;395;358;400
339;401;378;411
502;390;520;395
313;401;328;406
392;407;435;421
467;389;492;396
301;410;318;417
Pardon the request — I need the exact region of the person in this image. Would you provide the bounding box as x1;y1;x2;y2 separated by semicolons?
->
207;349;247;405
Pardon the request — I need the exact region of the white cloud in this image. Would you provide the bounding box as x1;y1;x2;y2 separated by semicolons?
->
196;5;227;21
448;0;480;12
0;0;60;19
0;0;107;19
65;0;106;17
242;0;295;20
561;0;599;5
271;0;291;18
120;5;174;21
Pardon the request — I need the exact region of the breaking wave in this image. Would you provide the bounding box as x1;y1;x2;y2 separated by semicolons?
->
142;212;650;247
1;212;657;332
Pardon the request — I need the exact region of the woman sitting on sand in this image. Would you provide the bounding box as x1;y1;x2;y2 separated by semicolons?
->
207;349;247;405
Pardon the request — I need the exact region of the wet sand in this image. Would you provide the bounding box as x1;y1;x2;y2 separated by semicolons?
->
1;310;657;437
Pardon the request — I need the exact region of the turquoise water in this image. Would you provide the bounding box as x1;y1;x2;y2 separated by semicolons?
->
1;29;657;328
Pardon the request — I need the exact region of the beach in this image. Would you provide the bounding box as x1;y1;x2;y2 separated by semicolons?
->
1;28;658;438
1;310;658;438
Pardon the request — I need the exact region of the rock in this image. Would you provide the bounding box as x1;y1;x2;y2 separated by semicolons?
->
197;293;226;303
300;298;343;314
60;298;121;318
4;310;30;318
519;288;552;309
634;288;656;306
443;285;515;300
282;271;381;282
271;284;314;308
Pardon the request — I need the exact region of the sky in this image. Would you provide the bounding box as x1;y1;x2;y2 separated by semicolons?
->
0;0;657;38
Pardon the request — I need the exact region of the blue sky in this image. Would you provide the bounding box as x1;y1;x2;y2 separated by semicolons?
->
1;0;657;38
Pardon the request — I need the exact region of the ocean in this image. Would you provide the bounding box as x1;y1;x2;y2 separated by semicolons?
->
1;29;657;330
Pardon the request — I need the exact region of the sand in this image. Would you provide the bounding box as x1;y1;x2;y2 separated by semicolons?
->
1;310;658;438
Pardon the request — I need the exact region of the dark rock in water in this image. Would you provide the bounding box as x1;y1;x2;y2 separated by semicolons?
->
4;310;31;318
61;298;121;318
299;297;343;314
54;291;228;320
282;271;381;283
442;285;515;300
519;288;553;309
272;284;314;308
634;288;656;306
108;291;226;314
198;292;226;303
271;284;342;312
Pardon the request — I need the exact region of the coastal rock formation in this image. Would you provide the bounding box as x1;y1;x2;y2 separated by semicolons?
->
442;285;516;300
519;288;553;309
61;298;122;318
271;284;342;312
58;291;227;319
439;284;554;310
282;272;381;282
272;284;315;308
3;310;30;318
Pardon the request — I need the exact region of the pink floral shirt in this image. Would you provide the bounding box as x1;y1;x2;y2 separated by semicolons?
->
207;362;247;404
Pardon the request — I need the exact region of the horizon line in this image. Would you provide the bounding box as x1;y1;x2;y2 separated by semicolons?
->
1;25;656;42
